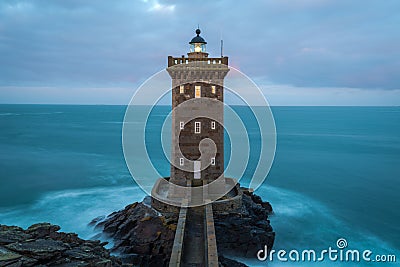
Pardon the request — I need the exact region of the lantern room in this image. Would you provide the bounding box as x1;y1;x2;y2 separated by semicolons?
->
189;28;207;53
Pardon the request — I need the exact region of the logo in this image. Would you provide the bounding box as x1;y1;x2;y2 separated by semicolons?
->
122;62;276;207
257;238;397;263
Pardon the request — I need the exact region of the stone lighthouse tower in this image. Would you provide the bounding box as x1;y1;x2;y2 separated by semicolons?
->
167;29;229;196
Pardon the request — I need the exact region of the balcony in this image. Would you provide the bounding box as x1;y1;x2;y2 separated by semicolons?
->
168;56;229;67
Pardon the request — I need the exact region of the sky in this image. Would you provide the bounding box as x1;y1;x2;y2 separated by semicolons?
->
0;0;399;105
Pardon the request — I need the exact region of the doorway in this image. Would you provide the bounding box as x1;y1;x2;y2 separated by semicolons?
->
194;161;201;179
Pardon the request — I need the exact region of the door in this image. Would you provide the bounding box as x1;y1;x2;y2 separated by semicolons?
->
194;161;201;179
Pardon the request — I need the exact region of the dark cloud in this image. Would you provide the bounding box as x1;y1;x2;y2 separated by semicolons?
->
0;0;399;104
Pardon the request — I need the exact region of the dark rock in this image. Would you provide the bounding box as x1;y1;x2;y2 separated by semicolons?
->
218;255;248;267
90;187;274;266
0;186;274;267
91;202;176;266
0;249;24;266
0;224;121;267
88;215;106;228
27;223;61;238
214;191;275;258
5;238;68;259
0;225;31;245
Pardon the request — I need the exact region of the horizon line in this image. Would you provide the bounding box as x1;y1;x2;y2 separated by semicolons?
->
0;103;399;107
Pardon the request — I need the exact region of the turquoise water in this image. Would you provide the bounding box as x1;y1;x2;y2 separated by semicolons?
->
0;105;399;266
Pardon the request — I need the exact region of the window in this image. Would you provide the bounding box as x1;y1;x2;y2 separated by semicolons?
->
195;85;201;98
179;121;184;130
211;157;215;166
180;85;184;94
211;85;216;94
195;122;201;134
179;158;184;166
211;121;216;130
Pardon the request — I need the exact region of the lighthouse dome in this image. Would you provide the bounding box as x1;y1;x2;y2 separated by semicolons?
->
189;28;207;44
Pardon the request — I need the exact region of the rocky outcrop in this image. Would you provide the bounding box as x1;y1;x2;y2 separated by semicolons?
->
0;223;121;267
91;189;274;266
91;200;177;266
218;255;248;267
214;190;275;258
0;188;274;267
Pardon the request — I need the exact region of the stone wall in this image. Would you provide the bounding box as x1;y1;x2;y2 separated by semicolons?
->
167;59;229;189
211;184;243;213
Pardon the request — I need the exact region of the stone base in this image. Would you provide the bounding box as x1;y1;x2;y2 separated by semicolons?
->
151;177;242;214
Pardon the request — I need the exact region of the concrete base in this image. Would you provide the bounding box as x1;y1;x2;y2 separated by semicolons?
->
151;177;242;214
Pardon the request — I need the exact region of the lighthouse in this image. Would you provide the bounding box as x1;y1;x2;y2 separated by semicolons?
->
166;29;229;198
124;28;274;267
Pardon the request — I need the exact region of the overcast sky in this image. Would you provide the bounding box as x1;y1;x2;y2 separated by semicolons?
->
0;0;399;105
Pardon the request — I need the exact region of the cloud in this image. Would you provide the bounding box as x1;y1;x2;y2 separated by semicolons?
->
0;0;399;104
147;1;175;13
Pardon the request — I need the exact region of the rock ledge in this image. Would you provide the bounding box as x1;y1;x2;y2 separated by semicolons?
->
91;188;274;266
0;223;121;266
0;189;274;267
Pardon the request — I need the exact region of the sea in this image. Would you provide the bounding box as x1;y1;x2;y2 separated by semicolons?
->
0;104;399;266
